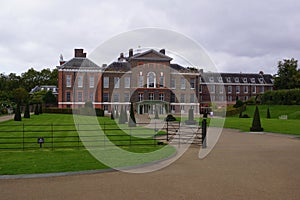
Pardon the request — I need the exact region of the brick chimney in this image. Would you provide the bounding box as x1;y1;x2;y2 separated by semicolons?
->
159;49;165;55
74;49;86;58
129;49;133;57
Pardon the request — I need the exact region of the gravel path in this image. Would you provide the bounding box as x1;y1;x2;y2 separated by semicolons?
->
0;129;299;200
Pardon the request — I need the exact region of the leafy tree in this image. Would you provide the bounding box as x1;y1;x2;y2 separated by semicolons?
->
14;104;22;121
12;87;28;105
274;58;300;89
250;106;264;132
43;90;57;106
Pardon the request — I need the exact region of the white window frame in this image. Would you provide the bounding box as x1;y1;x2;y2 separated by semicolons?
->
66;75;72;88
181;78;186;89
228;86;232;94
89;76;94;88
104;77;109;88
125;77;130;88
78;75;83;88
236;86;240;93
114;77;120;88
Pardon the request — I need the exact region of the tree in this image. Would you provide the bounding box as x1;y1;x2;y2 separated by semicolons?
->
274;58;300;89
24;103;30;118
43;91;57;106
12;88;28;105
14;104;22;121
250;106;264;132
128;102;136;127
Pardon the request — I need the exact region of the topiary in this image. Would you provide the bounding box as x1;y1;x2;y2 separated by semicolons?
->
14;104;22;121
165;114;176;121
24;103;30;118
250;106;264;131
128;102;136;127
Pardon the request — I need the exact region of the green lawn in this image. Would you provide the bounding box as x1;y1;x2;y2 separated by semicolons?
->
0;114;175;175
224;105;300;135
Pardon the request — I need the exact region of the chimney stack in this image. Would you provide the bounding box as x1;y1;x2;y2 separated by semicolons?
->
159;49;165;55
74;49;86;58
129;49;133;57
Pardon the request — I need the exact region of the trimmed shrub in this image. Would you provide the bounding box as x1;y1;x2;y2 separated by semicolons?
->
14;104;22;121
165;114;176;121
267;107;271;119
24;103;30;118
250;106;264;132
128;102;136;127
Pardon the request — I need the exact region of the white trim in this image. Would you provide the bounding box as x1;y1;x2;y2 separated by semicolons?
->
170;103;200;106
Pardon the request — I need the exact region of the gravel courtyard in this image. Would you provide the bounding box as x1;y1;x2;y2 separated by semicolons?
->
1;129;299;200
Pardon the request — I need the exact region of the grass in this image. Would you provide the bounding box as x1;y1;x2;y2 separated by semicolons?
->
0;114;175;175
224;105;300;135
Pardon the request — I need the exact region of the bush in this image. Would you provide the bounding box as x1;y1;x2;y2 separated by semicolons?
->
14;104;22;121
261;89;300;105
240;114;250;118
234;100;244;108
165;114;176;121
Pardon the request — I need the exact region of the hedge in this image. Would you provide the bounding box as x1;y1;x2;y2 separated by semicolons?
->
44;107;104;116
261;89;300;105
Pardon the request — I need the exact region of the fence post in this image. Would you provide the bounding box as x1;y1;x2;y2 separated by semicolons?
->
77;124;80;149
51;123;54;151
104;122;106;148
202;119;207;148
22;123;25;151
166;121;169;141
130;124;132;146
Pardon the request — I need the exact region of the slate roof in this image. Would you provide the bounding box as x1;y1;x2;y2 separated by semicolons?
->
129;49;172;62
57;57;101;70
104;62;131;72
201;72;274;84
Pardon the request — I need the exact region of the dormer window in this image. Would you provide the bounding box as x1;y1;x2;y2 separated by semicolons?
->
258;78;264;84
270;78;274;83
209;77;214;82
250;78;255;83
243;78;247;83
226;77;231;82
218;77;223;82
235;77;239;83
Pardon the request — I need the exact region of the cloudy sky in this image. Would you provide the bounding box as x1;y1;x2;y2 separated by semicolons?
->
0;0;299;75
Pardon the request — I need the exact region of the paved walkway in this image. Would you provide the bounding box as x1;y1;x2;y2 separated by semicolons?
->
0;129;299;200
0;114;14;122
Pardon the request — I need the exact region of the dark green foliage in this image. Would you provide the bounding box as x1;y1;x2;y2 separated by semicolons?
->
240;114;250;118
14;104;22;121
234;99;244;108
34;104;39;115
165;114;176;121
43;108;73;114
250;106;264;132
43;91;57;106
261;89;300;105
274;58;299;89
24;103;30;118
95;108;104;117
128;102;136;127
267;107;271;119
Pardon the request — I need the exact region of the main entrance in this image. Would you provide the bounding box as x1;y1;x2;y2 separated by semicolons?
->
136;100;169;115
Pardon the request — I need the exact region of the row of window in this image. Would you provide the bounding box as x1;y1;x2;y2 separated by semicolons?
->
103;75;196;89
65;92;94;102
208;76;265;84
66;75;95;88
201;85;265;94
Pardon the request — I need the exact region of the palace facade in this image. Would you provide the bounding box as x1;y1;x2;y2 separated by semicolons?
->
57;48;273;114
